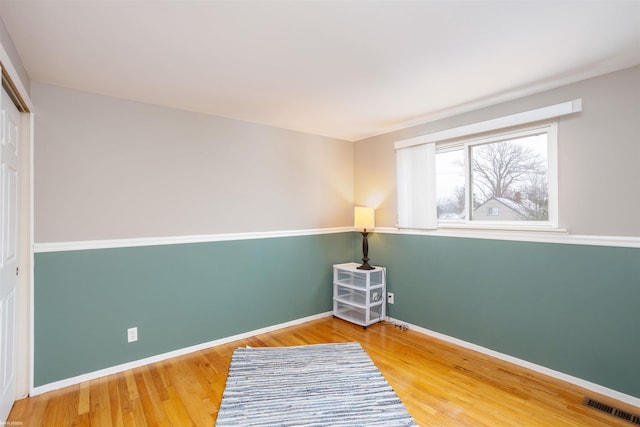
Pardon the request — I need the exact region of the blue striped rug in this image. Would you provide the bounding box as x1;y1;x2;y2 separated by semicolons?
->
216;342;417;426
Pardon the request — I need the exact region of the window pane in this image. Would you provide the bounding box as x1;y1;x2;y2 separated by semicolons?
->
470;133;548;221
436;150;465;220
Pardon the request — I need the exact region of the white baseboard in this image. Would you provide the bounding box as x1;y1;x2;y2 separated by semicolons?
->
387;317;640;408
30;311;333;396
32;311;640;409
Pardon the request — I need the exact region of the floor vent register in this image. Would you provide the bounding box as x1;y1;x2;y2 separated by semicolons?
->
583;397;640;425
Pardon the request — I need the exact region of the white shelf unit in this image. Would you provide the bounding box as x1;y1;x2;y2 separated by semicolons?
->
333;263;386;328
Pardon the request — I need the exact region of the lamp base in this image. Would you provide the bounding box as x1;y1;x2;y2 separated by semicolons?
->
357;261;375;270
357;231;375;270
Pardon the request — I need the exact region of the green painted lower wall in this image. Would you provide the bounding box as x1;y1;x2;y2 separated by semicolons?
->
35;230;640;399
34;232;353;387
363;232;640;399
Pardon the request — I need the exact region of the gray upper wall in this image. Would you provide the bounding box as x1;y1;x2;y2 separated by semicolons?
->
33;84;353;243
354;65;640;238
29;66;640;242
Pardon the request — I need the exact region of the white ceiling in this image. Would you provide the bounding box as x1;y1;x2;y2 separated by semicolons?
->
0;1;639;141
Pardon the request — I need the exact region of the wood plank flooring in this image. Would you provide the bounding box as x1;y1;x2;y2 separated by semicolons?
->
8;316;639;426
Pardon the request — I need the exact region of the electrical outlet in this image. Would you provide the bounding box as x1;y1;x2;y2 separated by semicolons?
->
127;327;138;343
387;292;394;304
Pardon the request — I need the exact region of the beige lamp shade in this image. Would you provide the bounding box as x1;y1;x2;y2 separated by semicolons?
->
354;206;375;231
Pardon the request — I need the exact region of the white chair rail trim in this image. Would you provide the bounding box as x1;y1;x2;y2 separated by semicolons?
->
33;227;354;253
33;226;640;252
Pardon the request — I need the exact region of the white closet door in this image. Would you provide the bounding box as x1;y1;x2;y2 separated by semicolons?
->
0;85;20;422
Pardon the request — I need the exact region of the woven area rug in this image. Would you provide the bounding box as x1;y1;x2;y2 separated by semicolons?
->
216;342;417;426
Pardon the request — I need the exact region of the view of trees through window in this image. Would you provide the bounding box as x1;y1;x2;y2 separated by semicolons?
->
436;132;549;222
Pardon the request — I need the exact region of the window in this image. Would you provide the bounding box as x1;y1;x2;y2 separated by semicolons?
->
435;148;465;221
396;100;580;230
435;125;556;226
469;129;551;222
487;207;499;216
397;123;558;230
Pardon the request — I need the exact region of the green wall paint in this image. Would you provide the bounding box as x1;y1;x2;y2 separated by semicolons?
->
35;230;640;399
34;233;353;386
364;232;640;398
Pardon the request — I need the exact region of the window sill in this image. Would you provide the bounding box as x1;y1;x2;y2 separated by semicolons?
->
374;226;640;249
436;223;568;234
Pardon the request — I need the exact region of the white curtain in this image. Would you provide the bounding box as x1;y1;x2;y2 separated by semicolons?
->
396;142;436;229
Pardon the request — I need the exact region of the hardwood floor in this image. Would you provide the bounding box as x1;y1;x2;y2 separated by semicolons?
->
8;316;639;426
